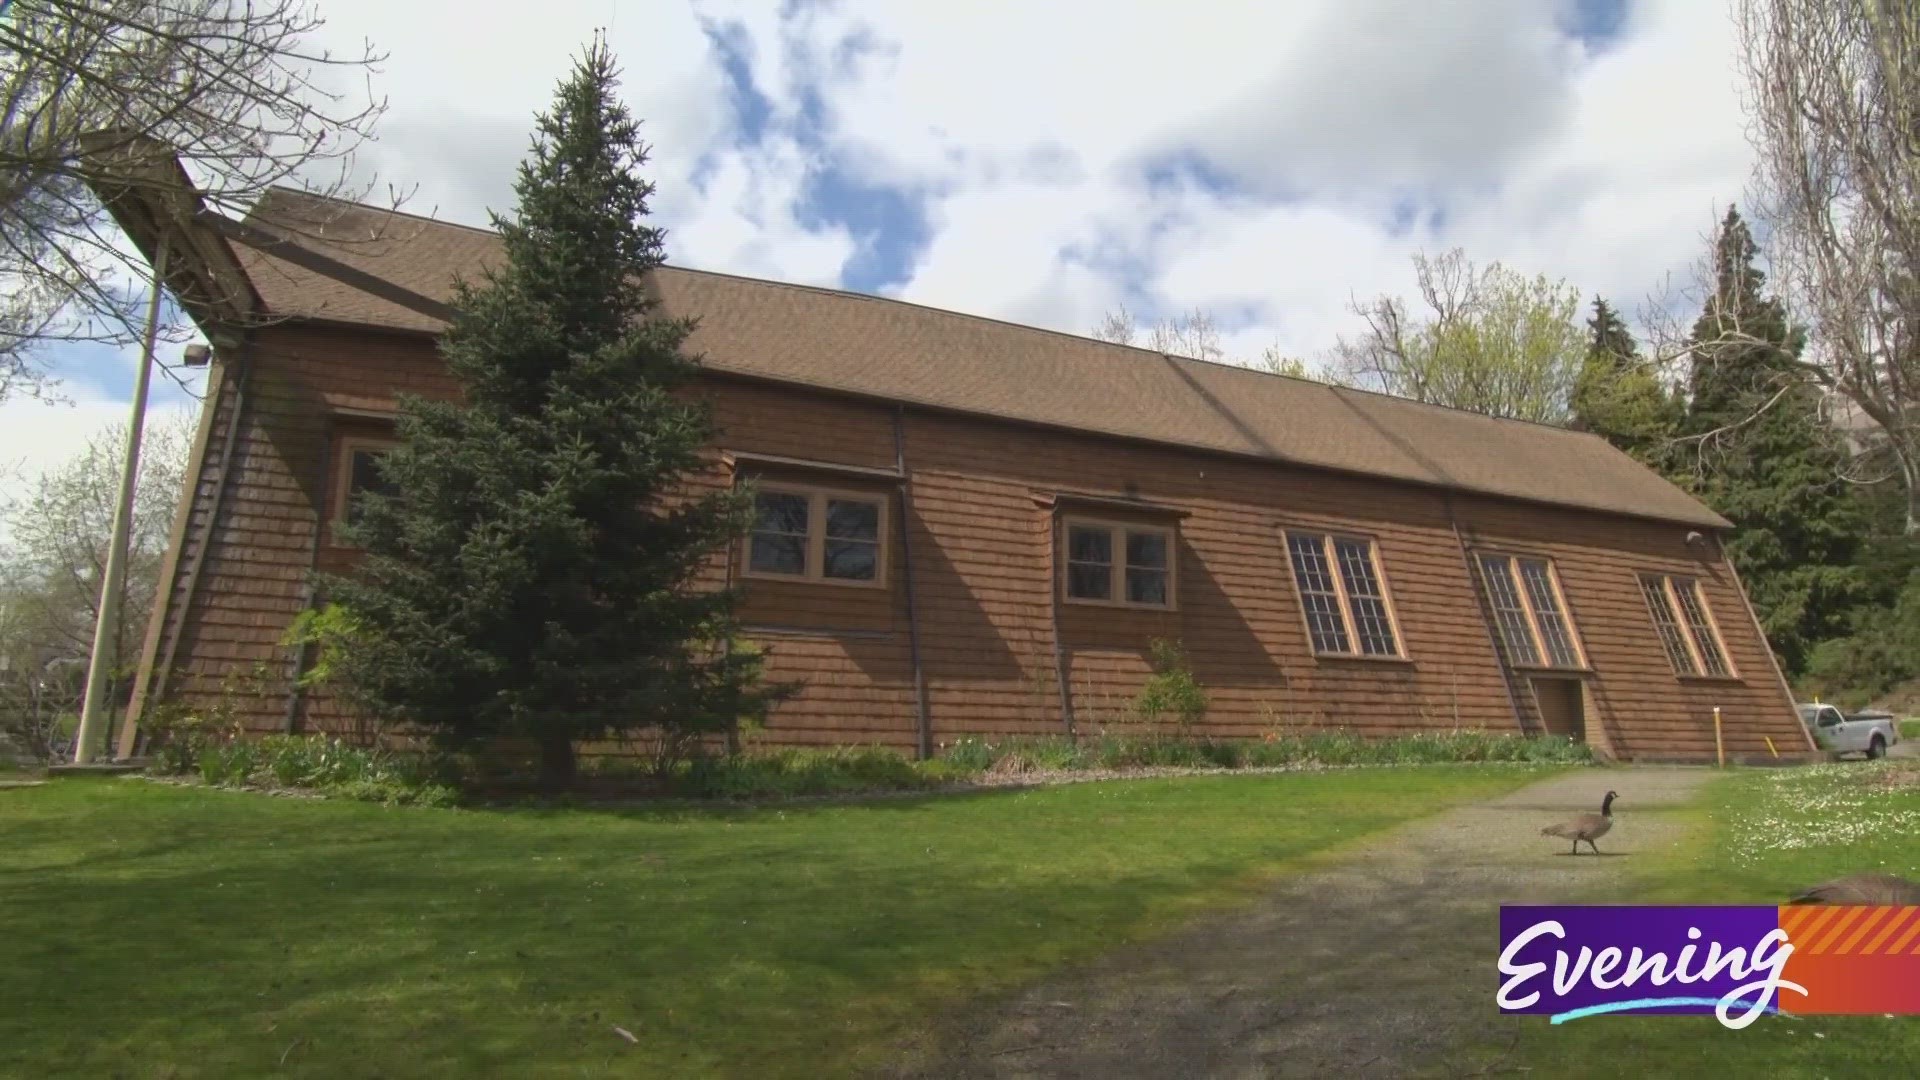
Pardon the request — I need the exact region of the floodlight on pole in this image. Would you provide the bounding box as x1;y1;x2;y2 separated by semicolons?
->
71;241;169;764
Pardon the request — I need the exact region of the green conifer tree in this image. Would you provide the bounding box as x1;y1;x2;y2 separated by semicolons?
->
1679;206;1865;677
321;39;771;790
1570;295;1682;467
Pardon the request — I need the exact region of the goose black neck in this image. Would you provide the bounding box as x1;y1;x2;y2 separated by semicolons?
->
1600;792;1616;815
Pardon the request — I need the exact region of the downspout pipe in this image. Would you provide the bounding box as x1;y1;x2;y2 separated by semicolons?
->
1048;509;1077;739
893;406;934;760
283;425;336;733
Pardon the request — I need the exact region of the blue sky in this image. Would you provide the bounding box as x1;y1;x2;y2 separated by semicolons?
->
4;0;1756;496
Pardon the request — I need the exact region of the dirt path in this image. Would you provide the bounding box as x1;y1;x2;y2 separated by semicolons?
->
880;767;1713;1080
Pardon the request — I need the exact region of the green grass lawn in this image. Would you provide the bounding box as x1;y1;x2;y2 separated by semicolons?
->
0;765;1545;1079
1902;717;1919;741
1439;761;1920;1079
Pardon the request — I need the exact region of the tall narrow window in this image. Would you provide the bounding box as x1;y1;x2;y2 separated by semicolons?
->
1476;554;1586;669
1285;531;1402;657
749;491;810;576
743;483;887;585
822;498;880;581
1063;519;1175;609
333;437;401;532
1065;524;1114;602
1640;576;1698;675
1641;574;1735;677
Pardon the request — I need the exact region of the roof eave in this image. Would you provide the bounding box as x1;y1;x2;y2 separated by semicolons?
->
75;133;261;345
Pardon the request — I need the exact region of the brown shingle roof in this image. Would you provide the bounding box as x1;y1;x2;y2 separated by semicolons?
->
229;188;1730;530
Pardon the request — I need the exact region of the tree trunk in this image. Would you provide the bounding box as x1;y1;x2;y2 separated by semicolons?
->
536;731;577;795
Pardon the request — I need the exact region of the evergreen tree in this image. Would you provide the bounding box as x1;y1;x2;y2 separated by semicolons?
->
320;39;771;790
1678;206;1865;678
1570;295;1682;466
1803;480;1920;705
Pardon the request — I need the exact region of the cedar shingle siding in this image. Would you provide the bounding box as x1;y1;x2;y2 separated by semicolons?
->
114;186;1812;763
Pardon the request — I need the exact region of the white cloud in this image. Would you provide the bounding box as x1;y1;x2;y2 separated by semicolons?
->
298;0;858;283
0;386;202;522
15;0;1762;446
749;0;1758;366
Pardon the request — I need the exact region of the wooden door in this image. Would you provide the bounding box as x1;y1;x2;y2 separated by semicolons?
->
1531;677;1586;743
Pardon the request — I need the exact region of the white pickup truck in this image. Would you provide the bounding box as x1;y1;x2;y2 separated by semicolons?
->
1798;702;1901;760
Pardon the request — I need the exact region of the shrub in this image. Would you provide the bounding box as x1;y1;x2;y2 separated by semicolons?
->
935;738;998;773
143;704;209;775
1132;638;1209;730
197;739;258;786
928;728;1593;775
279;604;363;692
166;728;459;806
675;746;933;800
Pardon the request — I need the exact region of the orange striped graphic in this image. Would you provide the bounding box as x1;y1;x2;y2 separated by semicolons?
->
1894;912;1920;956
1836;907;1899;954
1786;904;1843;946
1808;906;1869;954
1778;905;1817;941
1860;906;1919;955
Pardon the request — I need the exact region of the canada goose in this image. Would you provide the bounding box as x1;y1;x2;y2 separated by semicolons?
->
1786;872;1920;905
1542;790;1617;855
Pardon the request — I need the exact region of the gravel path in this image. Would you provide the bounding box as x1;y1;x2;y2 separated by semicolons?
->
880;766;1713;1080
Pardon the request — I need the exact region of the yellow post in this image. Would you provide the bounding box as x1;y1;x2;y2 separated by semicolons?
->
1764;735;1779;759
1714;707;1726;767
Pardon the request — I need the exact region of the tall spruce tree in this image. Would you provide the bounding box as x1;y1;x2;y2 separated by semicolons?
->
1678;206;1864;677
321;39;769;789
1570;295;1681;466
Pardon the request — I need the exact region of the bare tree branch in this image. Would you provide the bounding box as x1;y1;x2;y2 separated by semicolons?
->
1736;0;1920;531
0;0;394;399
1090;306;1321;379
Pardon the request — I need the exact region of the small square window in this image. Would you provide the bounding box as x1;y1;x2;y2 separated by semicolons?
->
742;483;887;587
749;491;810;576
1062;519;1175;608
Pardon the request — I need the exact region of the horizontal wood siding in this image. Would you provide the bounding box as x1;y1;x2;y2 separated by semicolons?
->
133;327;1804;761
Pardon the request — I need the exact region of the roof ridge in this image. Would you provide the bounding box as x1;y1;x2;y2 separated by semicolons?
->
260;185;1624;444
258;184;503;239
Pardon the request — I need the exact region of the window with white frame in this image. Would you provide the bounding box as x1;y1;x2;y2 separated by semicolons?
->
1639;573;1735;677
744;483;886;585
1475;553;1586;669
1284;531;1403;657
1062;518;1174;608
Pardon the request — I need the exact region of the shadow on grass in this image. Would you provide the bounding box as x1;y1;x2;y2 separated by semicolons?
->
0;767;1542;1079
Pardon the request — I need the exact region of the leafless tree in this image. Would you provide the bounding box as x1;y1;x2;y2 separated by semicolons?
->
1091;305;1319;378
1330;248;1586;424
0;0;391;400
1093;304;1227;362
1736;0;1920;530
0;412;194;759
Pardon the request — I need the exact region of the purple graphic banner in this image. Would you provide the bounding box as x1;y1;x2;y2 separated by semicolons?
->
1498;905;1795;1027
